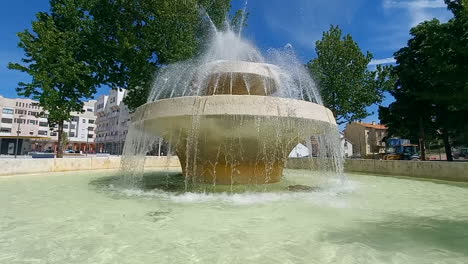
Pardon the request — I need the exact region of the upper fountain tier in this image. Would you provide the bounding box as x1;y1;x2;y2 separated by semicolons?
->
197;60;282;96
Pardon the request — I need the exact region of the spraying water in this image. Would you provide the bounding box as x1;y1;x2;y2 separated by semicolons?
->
120;14;343;190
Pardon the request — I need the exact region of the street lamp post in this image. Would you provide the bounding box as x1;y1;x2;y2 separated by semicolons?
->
14;115;24;159
86;132;89;156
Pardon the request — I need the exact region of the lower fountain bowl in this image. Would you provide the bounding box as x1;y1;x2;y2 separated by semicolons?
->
132;95;337;184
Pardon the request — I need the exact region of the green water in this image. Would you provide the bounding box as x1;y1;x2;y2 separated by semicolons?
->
1;169;468;264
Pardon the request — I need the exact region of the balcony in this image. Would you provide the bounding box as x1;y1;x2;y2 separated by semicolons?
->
0;129;12;135
2;113;14;119
0;122;13;128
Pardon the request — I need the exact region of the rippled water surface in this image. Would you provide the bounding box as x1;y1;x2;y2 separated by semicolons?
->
1;169;468;264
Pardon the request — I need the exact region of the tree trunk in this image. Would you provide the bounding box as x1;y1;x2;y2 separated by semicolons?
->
57;120;64;158
418;116;426;161
442;130;453;161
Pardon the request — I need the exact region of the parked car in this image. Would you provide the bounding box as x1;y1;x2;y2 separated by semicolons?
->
453;148;468;159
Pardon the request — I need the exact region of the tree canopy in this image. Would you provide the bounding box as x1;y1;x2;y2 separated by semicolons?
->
308;25;393;125
83;0;233;110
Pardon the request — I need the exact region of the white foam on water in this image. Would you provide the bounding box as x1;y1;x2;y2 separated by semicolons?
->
108;179;358;208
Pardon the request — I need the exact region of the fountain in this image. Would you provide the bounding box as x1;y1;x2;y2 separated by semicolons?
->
123;22;343;186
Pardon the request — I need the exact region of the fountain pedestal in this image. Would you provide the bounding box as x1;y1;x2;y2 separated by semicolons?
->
133;95;336;184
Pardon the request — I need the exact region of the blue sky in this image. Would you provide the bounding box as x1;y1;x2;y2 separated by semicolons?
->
0;0;452;126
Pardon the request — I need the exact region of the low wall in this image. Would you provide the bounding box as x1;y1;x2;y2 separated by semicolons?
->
1;156;466;183
343;159;468;182
287;158;468;182
0;156;180;176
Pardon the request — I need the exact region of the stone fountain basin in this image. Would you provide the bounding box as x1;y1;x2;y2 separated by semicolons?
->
133;95;337;184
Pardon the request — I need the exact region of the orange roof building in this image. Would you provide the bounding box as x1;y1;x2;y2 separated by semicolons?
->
344;121;388;158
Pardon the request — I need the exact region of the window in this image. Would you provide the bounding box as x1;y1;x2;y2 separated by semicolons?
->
28;120;36;125
70;124;76;129
29;131;34;135
82;119;86;123
39;122;48;127
1;118;13;124
38;130;48;135
63;124;68;129
14;118;25;124
86;108;93;112
15;109;26;115
69;132;75;137
51;132;57;136
87;127;94;131
89;119;95;124
0;127;11;133
88;134;93;138
2;108;13;114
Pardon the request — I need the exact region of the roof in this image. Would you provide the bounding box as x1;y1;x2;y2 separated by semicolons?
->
354;122;387;130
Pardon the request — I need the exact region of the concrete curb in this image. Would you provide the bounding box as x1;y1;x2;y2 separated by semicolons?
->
1;157;467;183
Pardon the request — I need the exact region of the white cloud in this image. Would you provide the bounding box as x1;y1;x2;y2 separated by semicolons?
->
369;57;396;65
384;0;446;9
383;0;449;26
370;0;452;53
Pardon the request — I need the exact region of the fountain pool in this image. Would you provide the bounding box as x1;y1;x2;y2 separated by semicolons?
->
1;169;468;263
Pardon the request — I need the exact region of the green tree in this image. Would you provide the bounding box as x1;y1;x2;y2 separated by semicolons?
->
308;25;393;124
379;79;437;160
8;0;98;158
443;0;468;147
380;1;468;161
83;0;233;110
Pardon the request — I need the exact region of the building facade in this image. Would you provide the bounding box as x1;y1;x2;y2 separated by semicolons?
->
94;89;131;154
344;121;388;158
0;95;97;155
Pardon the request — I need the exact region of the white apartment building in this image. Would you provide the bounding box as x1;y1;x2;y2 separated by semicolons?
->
94;89;130;154
0;95;97;155
60;100;98;153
